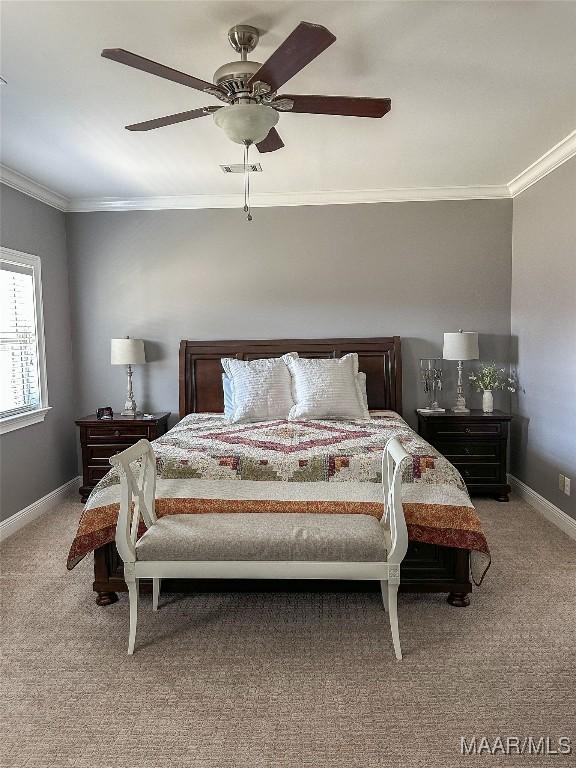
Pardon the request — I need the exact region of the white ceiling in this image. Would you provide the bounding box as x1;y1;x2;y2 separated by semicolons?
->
1;1;575;204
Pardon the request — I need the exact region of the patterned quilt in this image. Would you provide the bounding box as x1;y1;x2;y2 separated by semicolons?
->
67;412;490;579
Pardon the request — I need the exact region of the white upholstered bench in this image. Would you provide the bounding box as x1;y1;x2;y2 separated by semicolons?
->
111;436;410;658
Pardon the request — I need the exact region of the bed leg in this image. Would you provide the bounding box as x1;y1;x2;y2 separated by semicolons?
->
96;591;119;606
447;592;470;607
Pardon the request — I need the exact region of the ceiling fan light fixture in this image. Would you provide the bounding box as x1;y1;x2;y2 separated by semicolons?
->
213;103;279;145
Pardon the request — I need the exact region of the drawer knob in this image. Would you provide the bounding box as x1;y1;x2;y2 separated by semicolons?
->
464;427;471;433
464;469;470;477
464;447;471;455
114;430;120;437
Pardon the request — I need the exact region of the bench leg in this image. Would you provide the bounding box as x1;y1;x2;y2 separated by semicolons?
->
387;583;402;661
126;576;139;655
152;578;161;612
380;579;389;613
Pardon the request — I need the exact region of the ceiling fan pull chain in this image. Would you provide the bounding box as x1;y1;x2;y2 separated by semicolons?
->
243;141;253;222
246;150;252;222
243;142;248;215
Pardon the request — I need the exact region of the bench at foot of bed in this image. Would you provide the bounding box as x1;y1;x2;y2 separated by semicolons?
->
92;541;472;606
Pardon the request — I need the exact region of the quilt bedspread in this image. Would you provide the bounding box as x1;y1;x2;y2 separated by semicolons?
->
67;412;490;574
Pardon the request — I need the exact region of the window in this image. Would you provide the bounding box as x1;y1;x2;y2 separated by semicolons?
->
0;247;50;434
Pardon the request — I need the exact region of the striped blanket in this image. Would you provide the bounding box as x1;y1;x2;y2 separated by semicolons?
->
67;412;490;576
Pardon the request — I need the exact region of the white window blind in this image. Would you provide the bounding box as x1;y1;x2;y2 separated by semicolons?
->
1;251;47;423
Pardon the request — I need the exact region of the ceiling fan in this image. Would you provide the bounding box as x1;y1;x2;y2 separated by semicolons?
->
102;21;391;218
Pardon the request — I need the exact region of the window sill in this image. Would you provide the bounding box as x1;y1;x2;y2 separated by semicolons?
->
0;407;52;435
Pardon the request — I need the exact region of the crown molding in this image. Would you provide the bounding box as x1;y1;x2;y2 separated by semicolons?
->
4;129;576;212
508;130;576;198
67;185;509;212
0;164;68;211
0;161;509;211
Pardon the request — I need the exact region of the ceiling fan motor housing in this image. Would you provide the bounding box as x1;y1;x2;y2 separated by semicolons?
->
213;60;262;98
213;26;277;146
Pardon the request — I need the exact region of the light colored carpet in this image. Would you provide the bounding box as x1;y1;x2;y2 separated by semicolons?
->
1;495;575;768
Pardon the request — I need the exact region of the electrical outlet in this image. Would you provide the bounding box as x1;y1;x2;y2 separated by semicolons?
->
559;473;565;490
564;476;571;496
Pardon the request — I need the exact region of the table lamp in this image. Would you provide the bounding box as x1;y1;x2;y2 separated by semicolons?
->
443;330;479;413
111;336;146;416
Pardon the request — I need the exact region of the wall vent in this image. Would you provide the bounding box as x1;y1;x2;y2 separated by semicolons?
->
220;163;262;174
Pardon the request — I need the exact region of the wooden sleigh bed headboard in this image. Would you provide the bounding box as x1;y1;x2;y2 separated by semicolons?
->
179;337;402;419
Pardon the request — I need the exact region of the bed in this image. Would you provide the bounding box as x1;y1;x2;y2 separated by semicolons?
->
68;337;489;606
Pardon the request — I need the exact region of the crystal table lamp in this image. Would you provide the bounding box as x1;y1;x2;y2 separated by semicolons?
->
111;336;146;416
419;359;445;413
443;331;479;413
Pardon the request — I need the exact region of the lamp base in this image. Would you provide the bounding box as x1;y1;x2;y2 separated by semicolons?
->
121;365;138;417
452;392;469;413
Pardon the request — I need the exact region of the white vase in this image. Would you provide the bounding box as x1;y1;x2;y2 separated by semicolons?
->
482;390;494;413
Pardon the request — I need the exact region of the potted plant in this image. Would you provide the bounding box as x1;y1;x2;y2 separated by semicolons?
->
469;363;516;413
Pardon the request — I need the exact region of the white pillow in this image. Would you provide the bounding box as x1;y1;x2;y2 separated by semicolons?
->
357;371;369;412
221;355;297;423
222;374;234;418
284;353;370;421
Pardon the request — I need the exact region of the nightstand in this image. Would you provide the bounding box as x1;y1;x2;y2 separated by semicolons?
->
416;409;512;501
76;412;170;502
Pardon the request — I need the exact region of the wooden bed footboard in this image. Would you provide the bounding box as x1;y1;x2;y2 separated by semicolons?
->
93;540;472;607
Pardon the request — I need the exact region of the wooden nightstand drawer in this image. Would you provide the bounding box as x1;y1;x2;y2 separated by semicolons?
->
426;420;502;439
86;424;151;442
86;465;112;485
453;462;502;483
85;443;134;463
437;441;500;462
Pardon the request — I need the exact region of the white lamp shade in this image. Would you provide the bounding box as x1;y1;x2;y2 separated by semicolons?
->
111;337;146;365
443;331;479;361
214;104;279;145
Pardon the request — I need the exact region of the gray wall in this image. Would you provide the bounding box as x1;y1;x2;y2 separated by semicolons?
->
510;157;576;519
0;184;77;521
66;199;513;429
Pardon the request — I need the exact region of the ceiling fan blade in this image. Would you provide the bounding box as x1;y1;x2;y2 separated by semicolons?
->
281;94;391;118
126;106;221;131
102;48;218;94
248;22;336;92
256;127;285;153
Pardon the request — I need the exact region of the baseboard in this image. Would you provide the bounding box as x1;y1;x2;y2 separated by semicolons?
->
508;474;576;541
0;476;81;542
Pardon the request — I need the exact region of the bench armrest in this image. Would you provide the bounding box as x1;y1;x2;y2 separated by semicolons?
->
111;439;157;564
381;437;409;566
